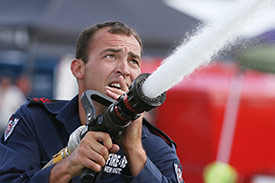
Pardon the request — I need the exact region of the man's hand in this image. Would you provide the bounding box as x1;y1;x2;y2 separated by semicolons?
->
105;75;147;176
49;131;119;183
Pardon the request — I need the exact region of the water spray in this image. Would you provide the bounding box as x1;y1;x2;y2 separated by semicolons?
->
142;0;273;98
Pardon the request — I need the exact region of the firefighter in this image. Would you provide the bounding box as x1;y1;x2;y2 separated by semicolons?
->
0;21;183;183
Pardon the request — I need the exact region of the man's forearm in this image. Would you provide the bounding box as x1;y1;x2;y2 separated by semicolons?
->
49;159;74;183
124;145;147;176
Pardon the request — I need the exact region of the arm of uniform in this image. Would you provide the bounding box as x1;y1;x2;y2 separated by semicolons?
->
0;143;54;183
121;119;184;183
0;103;57;183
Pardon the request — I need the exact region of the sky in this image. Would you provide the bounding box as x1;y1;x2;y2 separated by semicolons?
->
164;0;275;38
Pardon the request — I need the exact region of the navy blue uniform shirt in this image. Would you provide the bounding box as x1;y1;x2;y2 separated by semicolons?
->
0;96;184;183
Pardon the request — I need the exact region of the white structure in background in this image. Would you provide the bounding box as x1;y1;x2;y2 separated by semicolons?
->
164;0;275;38
252;175;275;183
54;54;78;100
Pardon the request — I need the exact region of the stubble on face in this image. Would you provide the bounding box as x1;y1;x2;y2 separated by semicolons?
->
82;28;142;96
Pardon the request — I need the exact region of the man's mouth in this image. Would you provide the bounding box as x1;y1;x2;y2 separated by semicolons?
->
109;83;121;89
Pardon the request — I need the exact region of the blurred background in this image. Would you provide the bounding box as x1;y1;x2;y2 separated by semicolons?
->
1;0;275;183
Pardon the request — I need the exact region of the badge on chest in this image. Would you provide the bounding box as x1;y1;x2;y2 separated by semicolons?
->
103;153;128;175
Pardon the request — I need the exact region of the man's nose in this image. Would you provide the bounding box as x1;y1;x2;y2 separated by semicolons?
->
116;60;130;77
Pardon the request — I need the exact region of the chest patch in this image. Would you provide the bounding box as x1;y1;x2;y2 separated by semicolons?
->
174;162;184;183
103;153;128;175
4;115;20;142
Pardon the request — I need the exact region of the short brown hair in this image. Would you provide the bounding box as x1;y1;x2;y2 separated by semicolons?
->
75;21;143;63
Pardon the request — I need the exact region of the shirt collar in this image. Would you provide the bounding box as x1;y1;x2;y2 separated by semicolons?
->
44;95;81;135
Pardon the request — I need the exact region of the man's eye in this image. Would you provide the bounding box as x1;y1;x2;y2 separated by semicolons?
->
105;54;116;60
130;59;139;65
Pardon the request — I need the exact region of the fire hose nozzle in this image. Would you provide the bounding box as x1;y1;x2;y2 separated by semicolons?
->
125;73;166;113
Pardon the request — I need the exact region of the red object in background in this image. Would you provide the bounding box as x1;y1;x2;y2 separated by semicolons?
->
142;58;275;183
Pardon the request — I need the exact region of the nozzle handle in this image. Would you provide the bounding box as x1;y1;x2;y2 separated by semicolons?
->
80;168;97;183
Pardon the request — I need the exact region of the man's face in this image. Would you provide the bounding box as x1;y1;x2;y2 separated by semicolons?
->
81;27;142;96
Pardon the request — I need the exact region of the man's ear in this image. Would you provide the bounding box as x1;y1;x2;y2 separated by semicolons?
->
71;59;85;79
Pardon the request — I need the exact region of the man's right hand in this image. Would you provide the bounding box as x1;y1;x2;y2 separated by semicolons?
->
49;131;119;183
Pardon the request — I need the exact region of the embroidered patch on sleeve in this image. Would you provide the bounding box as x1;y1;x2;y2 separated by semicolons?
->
174;162;184;183
4;115;20;142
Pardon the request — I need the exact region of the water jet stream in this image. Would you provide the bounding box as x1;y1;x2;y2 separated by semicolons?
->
142;0;273;98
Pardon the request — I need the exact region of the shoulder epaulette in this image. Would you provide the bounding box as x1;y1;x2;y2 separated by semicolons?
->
27;97;68;115
143;119;177;148
28;97;53;104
